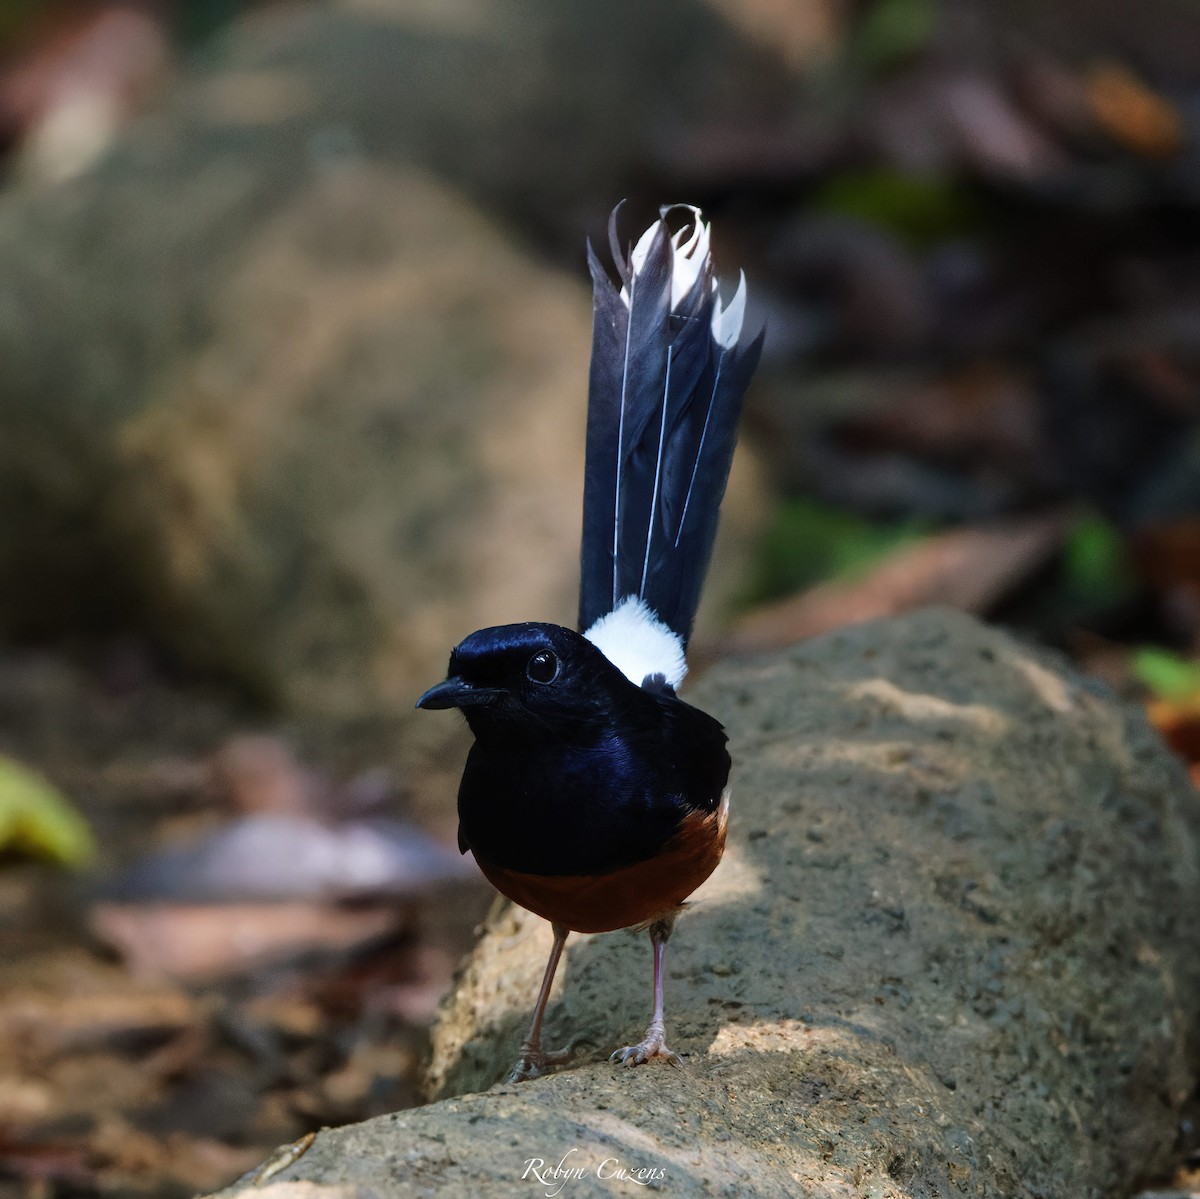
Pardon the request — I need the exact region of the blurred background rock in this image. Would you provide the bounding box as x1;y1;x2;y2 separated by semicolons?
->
0;0;1198;1195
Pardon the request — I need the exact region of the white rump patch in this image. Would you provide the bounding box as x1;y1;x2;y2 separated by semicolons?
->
584;596;687;689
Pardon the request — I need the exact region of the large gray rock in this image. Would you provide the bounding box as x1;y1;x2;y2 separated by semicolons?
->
216;610;1200;1198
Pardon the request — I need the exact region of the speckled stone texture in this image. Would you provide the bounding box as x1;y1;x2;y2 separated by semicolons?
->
218;609;1200;1199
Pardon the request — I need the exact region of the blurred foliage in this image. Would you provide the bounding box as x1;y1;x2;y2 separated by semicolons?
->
1134;648;1200;703
749;496;931;603
1061;512;1134;609
812;169;978;248
0;0;38;45
0;755;94;865
174;0;250;46
851;0;939;73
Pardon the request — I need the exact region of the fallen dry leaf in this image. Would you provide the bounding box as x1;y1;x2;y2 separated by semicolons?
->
725;510;1068;656
942;72;1066;180
1145;697;1200;788
89;901;414;982
1085;61;1184;159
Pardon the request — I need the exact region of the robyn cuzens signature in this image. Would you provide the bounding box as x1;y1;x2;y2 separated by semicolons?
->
521;1149;666;1196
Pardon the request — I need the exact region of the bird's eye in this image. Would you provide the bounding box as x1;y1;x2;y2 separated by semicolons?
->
526;650;560;685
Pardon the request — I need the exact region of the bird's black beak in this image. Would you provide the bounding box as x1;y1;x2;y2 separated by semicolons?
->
415;677;502;710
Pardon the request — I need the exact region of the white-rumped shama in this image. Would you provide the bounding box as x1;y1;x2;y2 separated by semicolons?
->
417;206;762;1081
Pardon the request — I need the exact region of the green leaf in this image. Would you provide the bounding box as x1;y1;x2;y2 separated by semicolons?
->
812;170;976;247
748;497;931;604
0;757;94;866
1061;512;1133;606
1133;648;1200;703
853;0;939;73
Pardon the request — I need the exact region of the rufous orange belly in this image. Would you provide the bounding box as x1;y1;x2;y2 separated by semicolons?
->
471;795;728;934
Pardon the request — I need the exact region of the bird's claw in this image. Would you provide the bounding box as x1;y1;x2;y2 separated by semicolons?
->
609;1030;682;1068
508;1049;568;1083
508;1035;592;1083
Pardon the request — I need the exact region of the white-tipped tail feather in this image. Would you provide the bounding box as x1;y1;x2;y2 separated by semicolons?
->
623;208;747;349
625;206;711;311
584;596;687;689
578;204;763;649
712;271;747;350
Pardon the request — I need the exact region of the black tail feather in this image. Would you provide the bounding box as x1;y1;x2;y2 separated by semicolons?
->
578;207;763;646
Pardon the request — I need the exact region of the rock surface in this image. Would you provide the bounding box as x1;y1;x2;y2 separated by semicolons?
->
216;609;1200;1198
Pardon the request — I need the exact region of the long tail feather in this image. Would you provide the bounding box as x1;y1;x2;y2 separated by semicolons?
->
579;205;763;648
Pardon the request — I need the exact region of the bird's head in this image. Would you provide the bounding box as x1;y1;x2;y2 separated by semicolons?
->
415;622;633;737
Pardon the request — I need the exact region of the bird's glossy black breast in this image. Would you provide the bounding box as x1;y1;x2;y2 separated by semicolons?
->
457;697;729;878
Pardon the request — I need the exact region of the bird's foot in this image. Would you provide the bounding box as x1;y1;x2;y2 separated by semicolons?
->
507;1036;592;1083
609;1025;682;1069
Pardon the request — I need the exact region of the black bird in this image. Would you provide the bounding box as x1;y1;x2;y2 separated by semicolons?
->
417;205;763;1081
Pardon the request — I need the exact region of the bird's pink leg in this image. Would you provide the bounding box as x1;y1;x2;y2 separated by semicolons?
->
611;915;682;1068
509;924;581;1082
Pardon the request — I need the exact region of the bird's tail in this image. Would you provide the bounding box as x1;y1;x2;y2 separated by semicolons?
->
578;205;764;653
